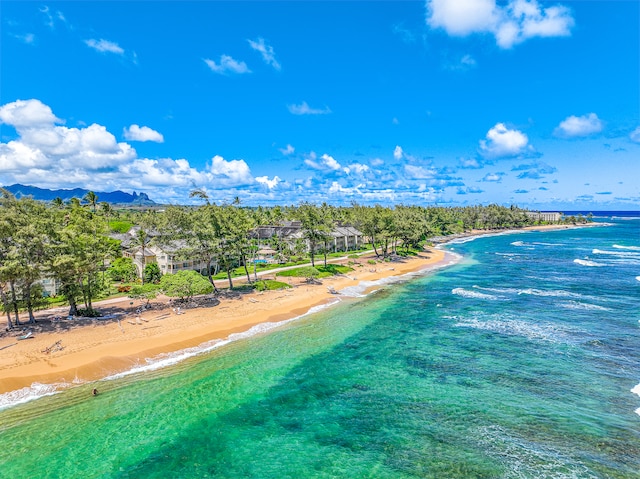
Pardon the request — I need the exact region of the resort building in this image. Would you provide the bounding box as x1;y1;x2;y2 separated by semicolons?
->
114;226;212;278
114;222;364;277
122;243;211;277
526;211;562;223
250;221;364;260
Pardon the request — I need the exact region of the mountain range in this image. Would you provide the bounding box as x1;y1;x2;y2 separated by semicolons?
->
1;184;156;205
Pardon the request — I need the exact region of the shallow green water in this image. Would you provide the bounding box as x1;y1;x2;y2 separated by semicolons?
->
1;219;639;478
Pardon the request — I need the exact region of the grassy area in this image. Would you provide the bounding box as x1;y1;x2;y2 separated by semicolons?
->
109;220;134;233
254;279;291;291
275;264;354;279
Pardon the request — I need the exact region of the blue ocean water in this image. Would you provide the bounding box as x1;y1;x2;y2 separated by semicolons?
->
0;216;638;478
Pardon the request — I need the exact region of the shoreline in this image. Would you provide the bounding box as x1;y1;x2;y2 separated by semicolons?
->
0;223;599;405
1;248;452;401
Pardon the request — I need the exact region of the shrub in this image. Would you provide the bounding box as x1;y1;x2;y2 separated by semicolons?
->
143;263;162;284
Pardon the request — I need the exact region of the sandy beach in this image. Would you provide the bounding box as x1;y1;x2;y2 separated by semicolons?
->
0;249;449;395
0;223;600;397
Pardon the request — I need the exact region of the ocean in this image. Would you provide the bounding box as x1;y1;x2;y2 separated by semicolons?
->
1;214;638;478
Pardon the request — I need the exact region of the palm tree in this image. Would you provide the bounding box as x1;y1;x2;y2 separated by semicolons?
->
134;228;152;283
189;188;210;205
101;202;113;230
83;191;98;212
52;197;64;209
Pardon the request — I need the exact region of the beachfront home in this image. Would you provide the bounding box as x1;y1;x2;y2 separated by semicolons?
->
115;226;212;278
122;243;211;277
330;225;362;252
250;221;364;259
526;211;562;223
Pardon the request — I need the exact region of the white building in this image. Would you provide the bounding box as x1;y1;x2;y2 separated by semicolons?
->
526;211;562;223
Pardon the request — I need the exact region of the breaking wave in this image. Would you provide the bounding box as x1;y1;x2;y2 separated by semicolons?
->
573;259;605;267
613;244;640;251
0;382;70;411
452;314;577;344
452;288;500;300
559;300;611;312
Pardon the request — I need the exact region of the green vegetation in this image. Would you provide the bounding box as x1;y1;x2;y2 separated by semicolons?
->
159;270;214;300
276;264;353;280
143;263;162;284
0;186;546;328
108;257;137;282
109;220;134;234
254;279;291;291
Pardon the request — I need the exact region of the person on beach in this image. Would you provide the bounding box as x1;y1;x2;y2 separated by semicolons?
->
92;388;98;396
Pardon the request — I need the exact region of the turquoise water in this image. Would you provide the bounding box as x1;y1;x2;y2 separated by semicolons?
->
1;217;639;478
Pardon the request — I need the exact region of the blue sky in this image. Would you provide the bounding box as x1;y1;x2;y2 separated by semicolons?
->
1;1;638;209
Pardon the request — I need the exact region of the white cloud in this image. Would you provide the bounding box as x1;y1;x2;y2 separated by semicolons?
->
370;158;384;167
479;123;530;158
13;33;36;44
248;38;281;71
0;99;265;200
40;6;66;29
304;152;342;171
630;127;640;143
85;39;124;55
393;145;404;160
426;0;574;49
344;163;370;176
208;155;254;186
124;124;164;143
458;157;483;169
0;98;60;129
321;154;341;171
554;113;603;138
204;55;251;75
288;102;331;115
427;0;497;36
255;175;282;189
279;144;295;155
405;164;436;179
482;172;504;182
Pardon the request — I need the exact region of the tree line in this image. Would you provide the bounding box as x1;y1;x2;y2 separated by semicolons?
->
1;187;553;329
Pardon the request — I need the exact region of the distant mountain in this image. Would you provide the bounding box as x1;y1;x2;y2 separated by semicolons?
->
1;184;156;205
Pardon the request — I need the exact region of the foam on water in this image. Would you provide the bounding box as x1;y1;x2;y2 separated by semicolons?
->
613;244;640;251
453;318;570;343
592;248;640;257
636;276;640;282
473;286;604;303
632;384;640;417
452;287;500;300
473;285;522;295
477;425;600;479
559;300;611;312
450;312;579;344
517;288;586;299
0;382;71;411
573;259;605;267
